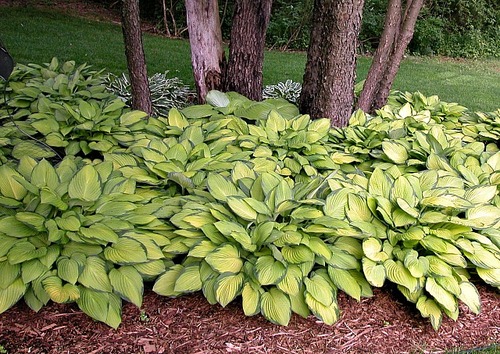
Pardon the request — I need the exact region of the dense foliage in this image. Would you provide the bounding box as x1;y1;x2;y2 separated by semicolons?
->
0;59;499;329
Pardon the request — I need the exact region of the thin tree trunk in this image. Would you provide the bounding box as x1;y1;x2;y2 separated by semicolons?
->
299;0;364;126
161;0;172;37
373;0;423;109
224;0;272;101
357;0;401;112
121;0;152;115
359;0;424;112
185;0;225;103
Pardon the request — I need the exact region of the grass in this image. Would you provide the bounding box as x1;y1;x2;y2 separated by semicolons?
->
0;5;499;112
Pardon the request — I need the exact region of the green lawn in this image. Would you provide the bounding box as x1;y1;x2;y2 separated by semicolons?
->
1;5;499;112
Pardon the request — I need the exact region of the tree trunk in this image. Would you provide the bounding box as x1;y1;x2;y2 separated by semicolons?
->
358;0;424;112
185;0;225;103
224;0;272;101
299;0;364;126
121;0;152;115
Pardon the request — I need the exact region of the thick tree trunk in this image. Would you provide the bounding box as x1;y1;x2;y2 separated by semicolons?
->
121;0;152;115
299;0;364;126
185;0;225;103
358;0;424;112
224;0;272;101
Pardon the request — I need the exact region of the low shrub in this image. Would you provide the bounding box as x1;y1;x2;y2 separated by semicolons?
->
0;59;499;329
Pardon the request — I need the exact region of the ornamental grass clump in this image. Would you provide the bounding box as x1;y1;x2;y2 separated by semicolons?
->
0;59;499;329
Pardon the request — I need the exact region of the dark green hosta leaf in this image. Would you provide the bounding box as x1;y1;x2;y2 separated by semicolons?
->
0;277;27;314
76;287;122;329
260;287;291;326
215;272;245;307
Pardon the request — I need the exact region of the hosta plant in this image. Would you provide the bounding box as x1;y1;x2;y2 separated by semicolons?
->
0;156;173;328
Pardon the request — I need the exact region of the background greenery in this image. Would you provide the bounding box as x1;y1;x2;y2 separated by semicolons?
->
1;6;498;112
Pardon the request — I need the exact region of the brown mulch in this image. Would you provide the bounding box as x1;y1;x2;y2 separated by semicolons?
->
0;282;498;354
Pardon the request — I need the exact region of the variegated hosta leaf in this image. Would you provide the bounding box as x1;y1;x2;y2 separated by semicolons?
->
215;272;245;307
276;265;303;296
382;141;408;164
207;173;242;202
152;265;184;297
328;267;362;301
241;281;261;316
416;295;442;331
42;275;80;303
0;278;27;314
476;268;500;287
425;277;457;313
68;164;102;202
103;238;148;264
304;292;339;325
384;259;419;292
254;256;286;285
457;282;481;314
304;272;336;307
281;245;314;264
362;258;386;287
78;256;112;292
260;287;291;326
205;244;243;274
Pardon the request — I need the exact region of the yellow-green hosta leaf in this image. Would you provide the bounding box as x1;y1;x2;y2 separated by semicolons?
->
425;277;457;313
346;194;372;222
31;159;59;190
281;245;314;264
420;194;472;209
242;281;261;316
80;224;119;244
427;256;453;277
328;267;362;301
304;273;336;307
174;265;202;293
57;257;80;284
55;215;81;232
276;265;303;296
103;238;148;264
464;243;500;269
368;168;392;198
168;108;189;129
188;240;218;258
0;216;38;237
215;272;245;307
133;260;166;279
465;206;500;229
392;208;417;228
78;256;112;292
382;141;408;164
416;295;442;331
435;253;467;268
465;185;498;205
254;256;286;285
404;250;429;278
120;110;148;127
457;282;481;314
362;258;386;287
260;287;291;326
109;266;144;307
307;237;332;260
304;292;339;325
362;238;388;262
476;268;500;287
214;221;255;251
290;206;323;220
324;189;349;219
436;276;461;297
152;264;184;296
76;288;122;329
327;247;360;270
68;165;102;202
251;221;275;245
0;261;20;289
0;165;28;200
0;277;27;314
21;259;48;284
7;241;47;264
206;244;243;274
42;276;80;303
207;173;242;202
227;197;257;221
384;259;419;292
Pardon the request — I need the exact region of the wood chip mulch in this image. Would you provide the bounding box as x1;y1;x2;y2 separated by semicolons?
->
0;282;498;354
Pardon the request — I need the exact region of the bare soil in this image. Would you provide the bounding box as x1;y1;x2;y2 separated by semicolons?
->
0;1;499;353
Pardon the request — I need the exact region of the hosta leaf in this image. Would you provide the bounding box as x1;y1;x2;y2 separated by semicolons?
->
242;281;261;316
31;159;59;190
304;293;339;325
276;264;303;296
465;206;500;229
174;265;202;293
55;215;81;231
346;194;372;222
152;264;184;296
254;256;286;285
76;288;122;329
0;261;21;289
0;277;27;314
328;267;362;301
42;276;80;303
425;277;457;313
0;216;37;237
205;244;243;274
214;221;254;251
104;238;148;264
384;259;418;292
416;296;442;331
464;186;497;205
391;176;416;206
57;257;80;284
21;259;48;284
0;165;28;200
215;272;245;307
281;245;314;264
68;165;102;202
78;256;112;292
260;287;291;326
109;266;144;307
227;197;257;221
308;237;332;260
133;260;166;279
304;273;335;307
80;224;119;244
327;248;360;270
7;241;47;264
188;240;218;258
476;268;500;287
382;141;408;164
362;238;387;262
207;173;242;202
404;250;429;278
120;110;148;126
362;258;386;287
368;168;392;198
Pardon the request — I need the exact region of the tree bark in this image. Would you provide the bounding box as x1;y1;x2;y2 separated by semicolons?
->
358;0;424;112
185;0;225;103
224;0;272;101
299;0;365;126
121;0;152;115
